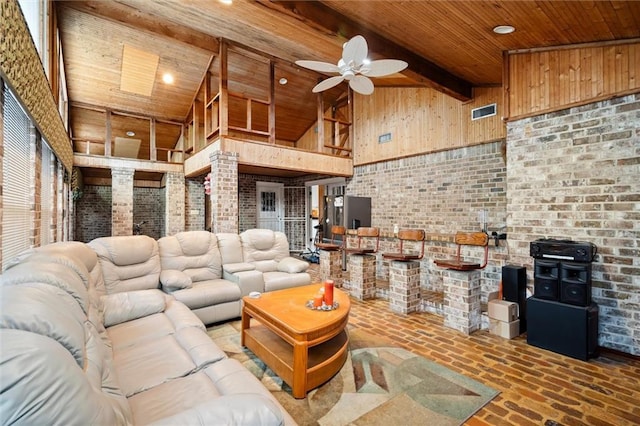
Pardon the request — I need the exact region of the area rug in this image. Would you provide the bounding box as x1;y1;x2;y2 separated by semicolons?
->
207;321;499;426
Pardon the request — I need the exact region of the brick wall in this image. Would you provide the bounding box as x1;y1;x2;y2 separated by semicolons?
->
133;187;163;240
238;173;307;250
507;93;640;355
75;185;111;242
346;141;508;297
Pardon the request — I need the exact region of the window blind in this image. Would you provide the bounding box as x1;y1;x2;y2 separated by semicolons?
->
41;141;53;245
2;87;32;270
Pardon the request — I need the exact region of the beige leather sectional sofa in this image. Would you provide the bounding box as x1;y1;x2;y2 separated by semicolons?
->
0;229;308;425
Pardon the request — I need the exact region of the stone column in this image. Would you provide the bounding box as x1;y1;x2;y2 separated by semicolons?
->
164;171;185;237
389;260;421;314
111;168;134;236
442;269;482;335
348;254;376;300
209;151;238;233
320;249;343;287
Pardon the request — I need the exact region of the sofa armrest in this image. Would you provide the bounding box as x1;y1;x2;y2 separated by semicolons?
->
222;262;256;274
277;257;309;273
102;290;166;327
148;394;284;426
159;269;192;292
223;270;264;296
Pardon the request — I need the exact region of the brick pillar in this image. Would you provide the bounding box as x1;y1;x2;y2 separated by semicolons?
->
389;260;421;314
185;177;205;231
164;171;185;237
442;269;482;335
210;151;238;233
348;254;376;300
111;168;134;236
320;249;343;287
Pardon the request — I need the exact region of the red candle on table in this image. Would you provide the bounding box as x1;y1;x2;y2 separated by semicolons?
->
313;293;323;308
324;280;334;306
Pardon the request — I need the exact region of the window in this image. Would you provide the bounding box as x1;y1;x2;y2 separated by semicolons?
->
2;86;32;270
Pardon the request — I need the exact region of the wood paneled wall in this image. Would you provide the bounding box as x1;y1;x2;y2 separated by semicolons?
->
505;40;640;120
351;86;504;166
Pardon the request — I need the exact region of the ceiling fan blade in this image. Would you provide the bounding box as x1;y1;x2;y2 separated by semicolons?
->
342;35;368;67
365;59;409;77
295;60;340;74
312;75;345;92
349;75;374;95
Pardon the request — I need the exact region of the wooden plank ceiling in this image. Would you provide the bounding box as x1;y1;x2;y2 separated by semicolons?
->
57;1;640;179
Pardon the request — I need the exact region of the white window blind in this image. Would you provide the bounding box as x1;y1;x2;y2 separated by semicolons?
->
2;87;32;270
41;141;53;245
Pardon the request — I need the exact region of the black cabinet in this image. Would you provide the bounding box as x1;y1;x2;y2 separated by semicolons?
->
527;297;599;361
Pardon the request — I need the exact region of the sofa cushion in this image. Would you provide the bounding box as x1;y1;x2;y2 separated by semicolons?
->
1;257;90;315
89;235;161;294
277;257;309;273
240;229;291;263
158;231;222;282
253;259;279;272
222;262;256;274
216;233;244;264
107;313;176;352
263;271;312;292
112;334;198;397
160;269;193;291
102;290;166;327
170;280;241;310
127;370;220;425
0;329;132;426
0;284;87;367
148;394;284;426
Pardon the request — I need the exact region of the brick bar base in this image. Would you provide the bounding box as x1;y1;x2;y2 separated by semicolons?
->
319;249;343;288
348;254;376;300
442;269;481;335
389;260;421;314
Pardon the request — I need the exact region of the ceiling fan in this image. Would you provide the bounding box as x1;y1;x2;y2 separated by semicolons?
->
295;35;408;95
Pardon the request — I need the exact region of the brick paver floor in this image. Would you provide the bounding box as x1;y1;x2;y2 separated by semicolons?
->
307;264;640;425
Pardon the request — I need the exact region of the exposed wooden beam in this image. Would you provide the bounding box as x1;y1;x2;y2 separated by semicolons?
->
261;1;473;101
58;1;220;53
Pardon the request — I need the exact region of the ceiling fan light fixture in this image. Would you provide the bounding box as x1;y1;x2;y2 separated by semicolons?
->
297;35;406;95
493;25;515;34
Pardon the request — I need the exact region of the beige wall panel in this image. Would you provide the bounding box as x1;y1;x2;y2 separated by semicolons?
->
352;87;504;165
507;41;640;119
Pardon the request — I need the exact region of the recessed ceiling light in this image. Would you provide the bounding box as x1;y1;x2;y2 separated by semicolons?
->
126;131;135;137
279;77;288;85
162;73;174;84
219;0;232;4
493;25;515;35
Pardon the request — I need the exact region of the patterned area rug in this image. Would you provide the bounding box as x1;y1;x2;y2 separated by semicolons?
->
207;321;499;426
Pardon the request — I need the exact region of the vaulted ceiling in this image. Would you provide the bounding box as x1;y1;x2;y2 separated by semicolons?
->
56;0;640;177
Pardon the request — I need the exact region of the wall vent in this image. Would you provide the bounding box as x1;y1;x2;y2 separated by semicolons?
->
471;103;497;120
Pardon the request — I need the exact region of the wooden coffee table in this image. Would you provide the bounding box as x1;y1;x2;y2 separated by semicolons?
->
241;284;350;398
